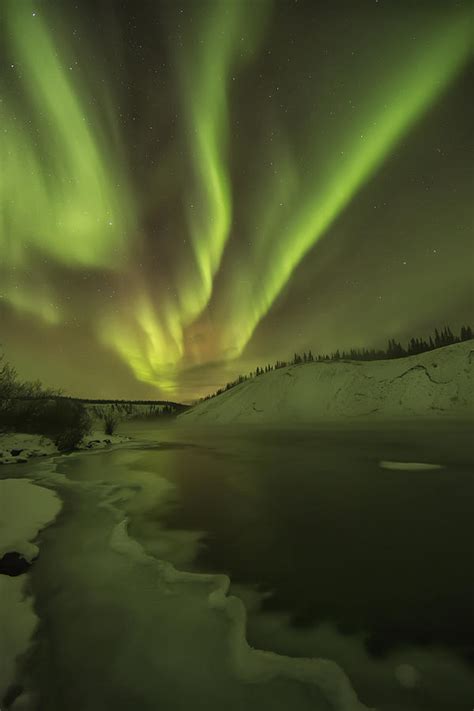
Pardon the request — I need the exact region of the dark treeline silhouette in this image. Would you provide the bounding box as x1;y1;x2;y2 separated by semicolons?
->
201;325;473;402
98;401;183;435
12;395;188;411
89;401;185;419
65;397;188;416
0;354;91;449
1;351;190;446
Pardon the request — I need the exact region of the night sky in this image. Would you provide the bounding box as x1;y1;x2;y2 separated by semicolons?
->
1;0;472;402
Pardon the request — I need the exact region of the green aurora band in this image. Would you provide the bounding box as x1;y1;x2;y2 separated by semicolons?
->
175;0;269;325
1;0;134;322
1;1;134;269
0;0;472;397
97;2;269;390
214;8;473;359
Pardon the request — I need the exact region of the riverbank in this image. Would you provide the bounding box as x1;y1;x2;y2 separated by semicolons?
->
0;475;61;704
0;451;369;711
2;420;473;710
0;431;130;465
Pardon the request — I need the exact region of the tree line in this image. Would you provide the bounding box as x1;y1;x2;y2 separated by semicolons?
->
201;325;473;402
89;402;182;419
0;354;90;449
0;355;188;447
59;396;187;410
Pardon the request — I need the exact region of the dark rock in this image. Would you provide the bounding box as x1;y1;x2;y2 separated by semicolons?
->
2;682;24;709
0;551;34;576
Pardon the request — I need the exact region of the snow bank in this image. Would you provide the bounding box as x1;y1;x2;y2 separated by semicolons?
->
76;430;130;450
0;478;61;561
181;341;474;424
0;478;61;702
0;431;130;465
0;433;57;465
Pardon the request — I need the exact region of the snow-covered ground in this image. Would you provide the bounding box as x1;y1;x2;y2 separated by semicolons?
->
181;341;474;424
0;431;129;465
0;478;61;702
76;430;130;450
0;433;57;465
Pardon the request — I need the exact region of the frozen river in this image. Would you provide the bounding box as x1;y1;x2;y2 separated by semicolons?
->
1;420;473;710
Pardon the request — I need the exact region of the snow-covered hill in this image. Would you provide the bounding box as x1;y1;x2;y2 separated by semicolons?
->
181;341;474;424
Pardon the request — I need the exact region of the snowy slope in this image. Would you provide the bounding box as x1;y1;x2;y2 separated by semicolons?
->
181;341;474;424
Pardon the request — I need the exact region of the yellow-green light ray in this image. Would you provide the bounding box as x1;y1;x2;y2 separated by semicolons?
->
99;1;270;392
175;0;269;325
99;290;183;394
219;8;473;358
1;0;134;270
2;0;471;401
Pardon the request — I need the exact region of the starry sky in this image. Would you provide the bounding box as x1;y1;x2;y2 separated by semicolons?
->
1;0;472;402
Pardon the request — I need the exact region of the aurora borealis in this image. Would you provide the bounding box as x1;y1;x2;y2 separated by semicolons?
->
1;0;472;401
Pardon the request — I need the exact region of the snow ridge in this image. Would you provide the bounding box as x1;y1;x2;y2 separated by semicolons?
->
181;341;474;424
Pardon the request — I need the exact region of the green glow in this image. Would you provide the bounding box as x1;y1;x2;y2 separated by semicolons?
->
219;9;473;358
175;0;269;324
1;279;60;325
0;0;134;270
99;1;269;390
100;291;183;393
1;1;471;400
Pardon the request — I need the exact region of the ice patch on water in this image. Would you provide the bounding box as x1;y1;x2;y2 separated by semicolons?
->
110;516;371;711
379;460;444;471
